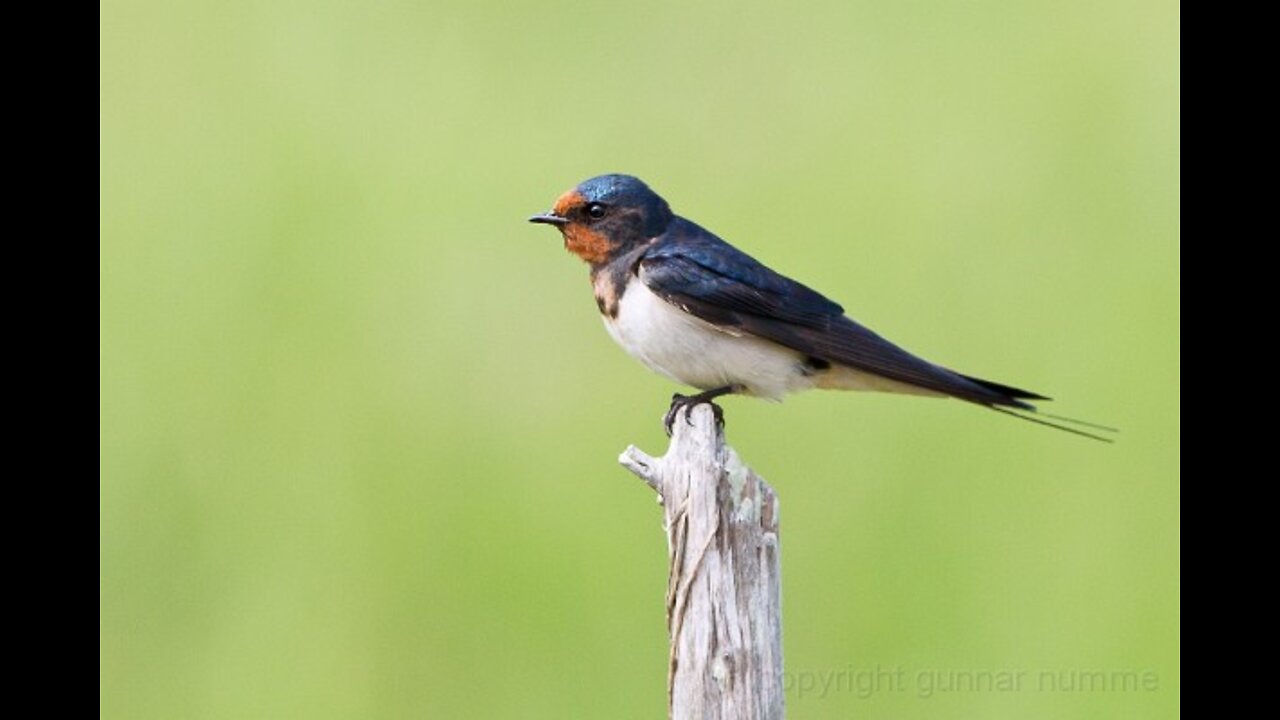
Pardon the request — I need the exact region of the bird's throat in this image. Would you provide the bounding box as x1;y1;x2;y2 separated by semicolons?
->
563;225;613;265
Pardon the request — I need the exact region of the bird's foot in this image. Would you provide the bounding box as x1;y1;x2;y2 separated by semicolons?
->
662;386;737;436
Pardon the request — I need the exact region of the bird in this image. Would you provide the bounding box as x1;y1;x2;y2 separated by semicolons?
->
529;174;1112;441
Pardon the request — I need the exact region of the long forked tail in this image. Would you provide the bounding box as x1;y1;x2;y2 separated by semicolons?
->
991;406;1117;443
959;373;1117;443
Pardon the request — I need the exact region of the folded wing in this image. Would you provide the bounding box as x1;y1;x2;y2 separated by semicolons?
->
639;221;1043;410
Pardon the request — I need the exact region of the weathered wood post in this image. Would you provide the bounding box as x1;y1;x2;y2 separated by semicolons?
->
619;404;784;720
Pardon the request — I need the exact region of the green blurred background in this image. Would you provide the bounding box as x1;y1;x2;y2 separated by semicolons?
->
101;0;1178;717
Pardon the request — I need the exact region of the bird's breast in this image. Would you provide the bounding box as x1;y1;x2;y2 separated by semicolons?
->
592;268;624;318
599;276;812;399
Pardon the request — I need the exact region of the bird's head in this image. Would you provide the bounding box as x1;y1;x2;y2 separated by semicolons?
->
529;174;673;265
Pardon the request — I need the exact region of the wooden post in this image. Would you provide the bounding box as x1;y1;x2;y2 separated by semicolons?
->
619;404;784;720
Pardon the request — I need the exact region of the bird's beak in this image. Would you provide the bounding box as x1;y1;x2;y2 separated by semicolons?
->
528;212;569;227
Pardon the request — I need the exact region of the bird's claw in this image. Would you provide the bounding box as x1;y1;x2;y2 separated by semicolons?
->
663;393;726;436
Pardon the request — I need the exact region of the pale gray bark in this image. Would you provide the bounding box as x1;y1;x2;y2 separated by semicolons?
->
620;404;784;720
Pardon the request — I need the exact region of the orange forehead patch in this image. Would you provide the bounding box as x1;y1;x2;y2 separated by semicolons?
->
552;189;585;217
548;188;612;264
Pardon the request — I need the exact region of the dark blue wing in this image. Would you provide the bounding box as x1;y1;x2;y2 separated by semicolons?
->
639;218;1040;408
641;219;843;330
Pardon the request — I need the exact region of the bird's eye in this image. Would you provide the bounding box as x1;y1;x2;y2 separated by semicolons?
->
586;203;607;220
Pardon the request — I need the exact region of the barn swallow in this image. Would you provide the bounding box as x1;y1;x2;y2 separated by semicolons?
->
530;174;1112;441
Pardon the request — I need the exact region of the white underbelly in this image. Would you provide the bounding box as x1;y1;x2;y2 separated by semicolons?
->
602;281;815;400
600;278;943;401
